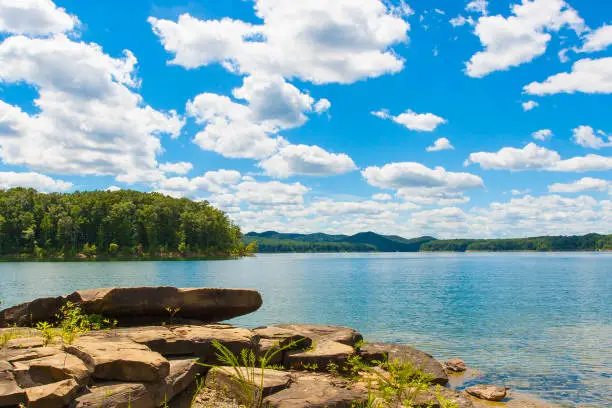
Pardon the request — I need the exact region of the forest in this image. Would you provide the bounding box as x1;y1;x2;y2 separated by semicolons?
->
0;188;254;259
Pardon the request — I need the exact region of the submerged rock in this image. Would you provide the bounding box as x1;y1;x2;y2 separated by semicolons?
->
466;384;508;401
445;358;467;372
0;287;263;327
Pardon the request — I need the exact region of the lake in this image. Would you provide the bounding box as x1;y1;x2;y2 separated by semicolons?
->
1;252;610;407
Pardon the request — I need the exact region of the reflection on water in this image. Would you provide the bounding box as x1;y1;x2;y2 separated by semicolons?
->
0;252;610;406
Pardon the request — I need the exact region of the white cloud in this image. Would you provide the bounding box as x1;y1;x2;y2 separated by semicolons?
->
156;169;242;197
0;35;183;184
186;74;334;160
466;142;612;172
234;180;309;205
149;0;410;85
434;9;446;16
450;15;475;27
572;125;612;149
372;109;447;132
372;193;393;201
549;177;609;193
0;0;78;36
363;162;484;190
511;189;531;195
466;0;585;78
532;129;553;141
259;144;357;178
522;100;539;111
578;24;612;53
0;171;72;192
159;161;193;175
106;186;121;192
466;0;488;15
558;48;570;62
524;57;612;95
426;137;454;152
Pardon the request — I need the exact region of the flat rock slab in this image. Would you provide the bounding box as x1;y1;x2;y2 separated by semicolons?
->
66;336;169;382
275;325;362;347
285;340;355;371
360;343;448;385
206;367;291;404
12;352;90;387
0;360;27;406
413;387;475;408
466;384;507;401
0;287;263;327
25;378;80;408
262;372;366;408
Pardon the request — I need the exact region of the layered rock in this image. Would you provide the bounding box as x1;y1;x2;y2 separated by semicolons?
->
466;384;508;401
0;287;263;327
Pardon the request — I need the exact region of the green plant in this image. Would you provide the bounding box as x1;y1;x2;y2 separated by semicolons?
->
165;306;181;325
35;321;56;346
108;243;119;255
202;337;305;408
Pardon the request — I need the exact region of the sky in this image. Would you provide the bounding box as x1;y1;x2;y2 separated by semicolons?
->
0;0;611;238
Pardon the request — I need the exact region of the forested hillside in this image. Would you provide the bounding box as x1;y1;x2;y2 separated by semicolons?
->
0;188;252;259
421;234;612;252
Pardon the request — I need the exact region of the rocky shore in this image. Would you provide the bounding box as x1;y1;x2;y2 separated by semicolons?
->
1;287;557;408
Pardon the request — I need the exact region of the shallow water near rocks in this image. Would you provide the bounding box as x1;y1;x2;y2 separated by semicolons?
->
0;252;610;407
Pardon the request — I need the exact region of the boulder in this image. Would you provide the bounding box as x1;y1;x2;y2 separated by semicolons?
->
25;378;80;408
206;367;291;405
445;358;467;372
466;384;507;401
253;326;313;366
0;287;263;328
65;336;169;382
275;325;362;347
262;372;366;407
157;357;202;403
359;343;448;385
12;352;90;387
0;361;27;406
285;340;355;371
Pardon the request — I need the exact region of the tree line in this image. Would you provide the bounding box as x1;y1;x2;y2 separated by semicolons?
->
0;188;255;259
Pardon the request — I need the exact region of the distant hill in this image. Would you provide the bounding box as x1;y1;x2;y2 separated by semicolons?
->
243;232;612;253
243;231;436;253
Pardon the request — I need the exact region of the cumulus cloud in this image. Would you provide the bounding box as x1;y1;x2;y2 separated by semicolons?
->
578;24;612;53
234;180;309;205
524;57;612;95
466;0;585;78
572;125;612;149
522;100;539;111
466;143;612;172
0;0;78;36
156;169;242;197
0;171;72;192
466;0;488;15
159;161;193;175
372;109;447;132
0;35;183;184
259;144;357;178
149;0;410;85
186;74;330;159
532;129;553;141
372;193;393;201
450;15;475;27
426;138;454;152
549;177;610;193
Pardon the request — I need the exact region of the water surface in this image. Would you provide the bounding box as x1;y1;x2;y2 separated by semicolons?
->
1;253;610;406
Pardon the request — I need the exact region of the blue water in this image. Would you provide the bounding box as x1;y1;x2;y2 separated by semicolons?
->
1;253;610;407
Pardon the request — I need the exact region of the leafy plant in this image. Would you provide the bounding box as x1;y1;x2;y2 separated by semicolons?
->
35;321;56;346
165;306;181;325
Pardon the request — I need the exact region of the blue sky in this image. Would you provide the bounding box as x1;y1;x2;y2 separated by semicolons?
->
0;0;610;238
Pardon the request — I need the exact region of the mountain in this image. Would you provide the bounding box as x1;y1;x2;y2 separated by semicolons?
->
243;231;437;253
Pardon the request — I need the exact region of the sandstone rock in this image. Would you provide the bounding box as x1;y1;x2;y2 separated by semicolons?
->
12;351;90;387
1;287;263;328
3;347;60;364
413;387;475;408
275;324;362;347
72;382;154;408
0;361;27;406
157;357;202;403
206;367;291;405
445;358;467;372
253;326;313;366
262;372;366;408
26;378;80;408
285;340;355;371
168;325;257;363
359;343;448;385
65;336;169;382
466;384;507;401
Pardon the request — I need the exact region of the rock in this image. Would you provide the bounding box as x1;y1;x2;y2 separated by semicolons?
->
275;324;362;347
0;361;28;406
1;287;263;328
446;368;483;389
206;367;291;405
65;336;169;382
262;371;366;407
3;347;61;364
253;326;313;366
445;358;467;372
158;357;202;403
285;340;355;371
72;382;154;408
359;343;448;385
413;387;475;408
466;384;508;401
12;351;90;387
26;378;80;408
